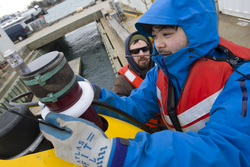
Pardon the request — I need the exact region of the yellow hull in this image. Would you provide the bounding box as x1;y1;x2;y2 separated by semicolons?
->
0;115;143;167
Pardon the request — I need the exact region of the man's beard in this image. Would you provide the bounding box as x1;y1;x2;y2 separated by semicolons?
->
137;57;150;70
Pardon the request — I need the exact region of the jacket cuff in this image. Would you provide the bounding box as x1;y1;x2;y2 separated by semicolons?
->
109;138;129;167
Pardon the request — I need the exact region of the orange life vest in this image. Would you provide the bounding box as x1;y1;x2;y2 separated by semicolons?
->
156;59;233;132
118;64;143;88
156;37;250;132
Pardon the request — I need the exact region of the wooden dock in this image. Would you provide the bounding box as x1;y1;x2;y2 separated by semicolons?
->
15;1;143;66
15;1;111;51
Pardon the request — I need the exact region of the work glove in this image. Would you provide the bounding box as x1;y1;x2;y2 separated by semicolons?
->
39;112;112;167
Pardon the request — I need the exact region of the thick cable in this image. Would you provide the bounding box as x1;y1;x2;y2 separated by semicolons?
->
9;92;154;133
92;99;154;134
9;91;39;107
125;54;158;58
0;106;69;132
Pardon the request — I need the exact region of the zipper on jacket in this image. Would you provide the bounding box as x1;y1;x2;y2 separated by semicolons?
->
161;58;182;94
154;57;182;95
176;64;193;106
239;77;248;117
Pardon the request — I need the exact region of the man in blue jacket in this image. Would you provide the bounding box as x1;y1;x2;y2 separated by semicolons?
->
40;0;250;166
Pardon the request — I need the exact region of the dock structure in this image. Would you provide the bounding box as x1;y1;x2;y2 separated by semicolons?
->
0;0;142;112
15;1;111;51
15;0;143;73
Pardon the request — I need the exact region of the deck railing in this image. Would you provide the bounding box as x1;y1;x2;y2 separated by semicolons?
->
0;50;43;114
0;42;56;114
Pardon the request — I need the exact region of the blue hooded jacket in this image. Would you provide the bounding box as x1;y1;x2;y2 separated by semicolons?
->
94;0;250;166
136;0;220;96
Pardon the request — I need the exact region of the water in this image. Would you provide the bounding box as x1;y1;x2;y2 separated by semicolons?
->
44;0;95;24
44;0;116;91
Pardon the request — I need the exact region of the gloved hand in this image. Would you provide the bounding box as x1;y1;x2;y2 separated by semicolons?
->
76;75;93;89
39;112;112;167
75;74;101;99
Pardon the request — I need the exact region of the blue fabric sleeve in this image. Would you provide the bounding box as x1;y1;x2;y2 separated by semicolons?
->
97;61;250;166
108;138;129;167
94;66;160;124
122;71;250;166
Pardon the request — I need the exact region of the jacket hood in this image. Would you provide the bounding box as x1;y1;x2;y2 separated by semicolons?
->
125;31;155;79
135;0;220;95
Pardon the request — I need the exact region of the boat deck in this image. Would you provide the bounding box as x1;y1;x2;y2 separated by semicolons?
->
218;13;250;48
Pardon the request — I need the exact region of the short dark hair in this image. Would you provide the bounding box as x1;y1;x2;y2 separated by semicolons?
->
141;24;179;34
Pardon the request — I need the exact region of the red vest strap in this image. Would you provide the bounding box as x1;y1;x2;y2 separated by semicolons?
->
118;64;143;88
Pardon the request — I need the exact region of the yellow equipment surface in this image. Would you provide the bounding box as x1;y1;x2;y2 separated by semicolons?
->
0;114;143;167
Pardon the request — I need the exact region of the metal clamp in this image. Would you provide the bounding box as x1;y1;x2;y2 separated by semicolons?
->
23;58;67;86
35;75;46;86
46;93;58;103
38;75;76;103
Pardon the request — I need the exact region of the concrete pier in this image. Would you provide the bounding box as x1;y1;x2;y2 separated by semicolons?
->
15;1;111;51
12;0;250;68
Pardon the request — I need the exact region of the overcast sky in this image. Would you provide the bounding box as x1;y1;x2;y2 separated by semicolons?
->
0;0;37;17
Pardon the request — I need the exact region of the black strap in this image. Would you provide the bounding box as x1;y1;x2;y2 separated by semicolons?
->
94;85;101;100
216;44;238;59
166;79;183;132
205;44;244;66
